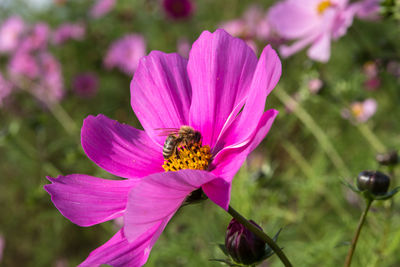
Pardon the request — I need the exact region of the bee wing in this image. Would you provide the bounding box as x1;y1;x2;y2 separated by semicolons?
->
154;128;180;136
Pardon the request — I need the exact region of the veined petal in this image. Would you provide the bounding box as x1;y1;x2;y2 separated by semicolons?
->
131;51;192;147
81;114;164;179
211;109;279;183
188;29;258;148
124;170;222;242
214;46;281;152
79;219;170;267
44;174;138;227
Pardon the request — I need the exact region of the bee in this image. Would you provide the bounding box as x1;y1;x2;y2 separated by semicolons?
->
159;126;202;159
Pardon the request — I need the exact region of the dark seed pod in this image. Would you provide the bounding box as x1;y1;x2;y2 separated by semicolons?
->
225;219;266;265
376;151;398;166
357;170;390;196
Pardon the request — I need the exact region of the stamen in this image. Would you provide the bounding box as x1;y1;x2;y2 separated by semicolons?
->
317;0;332;14
162;142;212;172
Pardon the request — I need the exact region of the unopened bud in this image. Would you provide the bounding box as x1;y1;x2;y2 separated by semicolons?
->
376;151;398;166
357;170;390;196
225;219;266;265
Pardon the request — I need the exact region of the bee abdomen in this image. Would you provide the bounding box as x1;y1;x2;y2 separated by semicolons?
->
163;135;177;159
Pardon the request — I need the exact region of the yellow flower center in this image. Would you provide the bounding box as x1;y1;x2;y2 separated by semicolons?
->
351;103;364;118
162;142;212;172
317;0;332;14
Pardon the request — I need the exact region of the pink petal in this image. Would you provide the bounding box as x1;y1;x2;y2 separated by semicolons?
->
79;222;169;267
214;45;281;152
188;29;258;148
124;169;222;242
211;109;279;183
44;174;138;227
307;32;331;62
131;51;192;146
279;32;319;58
202;178;231;210
81;114;164;179
268;1;319;39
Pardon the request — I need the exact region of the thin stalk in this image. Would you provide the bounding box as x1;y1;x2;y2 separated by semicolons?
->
227;206;293;267
48;102;78;136
356;123;386;153
344;199;373;267
274;88;351;178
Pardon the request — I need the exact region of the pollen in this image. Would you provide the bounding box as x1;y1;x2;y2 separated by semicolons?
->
317;0;332;14
162;143;212;172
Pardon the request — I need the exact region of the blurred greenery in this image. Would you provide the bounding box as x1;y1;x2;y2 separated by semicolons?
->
1;0;400;266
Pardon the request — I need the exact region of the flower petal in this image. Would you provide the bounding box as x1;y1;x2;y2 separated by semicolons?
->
130;51;192;146
214;46;281;152
79;221;169;267
124;169;221;242
268;1;319;39
211;109;279;183
81;114;164;179
307;32;331;62
188;29;258;148
44;174;138;227
202;178;231;210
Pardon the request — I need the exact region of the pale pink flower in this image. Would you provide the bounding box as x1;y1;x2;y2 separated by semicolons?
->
268;0;359;62
8;49;39;80
342;98;377;123
52;23;85;45
18;22;50;52
90;0;116;18
104;34;146;75
220;5;271;42
308;78;323;93
0;16;25;53
33;52;64;103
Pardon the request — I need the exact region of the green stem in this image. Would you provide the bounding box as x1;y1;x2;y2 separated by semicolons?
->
274;88;351;178
356;123;386;153
227;206;293;267
344;199;373;267
48;102;78;136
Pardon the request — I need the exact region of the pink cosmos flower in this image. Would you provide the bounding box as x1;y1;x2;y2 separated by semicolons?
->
162;0;194;20
52;23;85;45
45;29;281;266
268;0;359;62
0;16;25;53
90;0;117;18
33;52;64;103
72;72;99;98
0;72;13;106
8;49;39;80
219;5;273;53
104;34;146;75
308;78;323;93
341;98;377;123
18;22;50;52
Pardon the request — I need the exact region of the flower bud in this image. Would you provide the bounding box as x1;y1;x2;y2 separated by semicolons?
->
357;170;390;196
225;219;266;265
376;151;398;166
